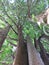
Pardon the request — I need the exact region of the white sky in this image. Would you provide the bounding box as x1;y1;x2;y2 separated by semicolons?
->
9;0;27;3
8;0;15;3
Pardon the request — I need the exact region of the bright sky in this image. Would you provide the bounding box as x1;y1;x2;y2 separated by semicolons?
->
9;0;27;3
8;0;15;3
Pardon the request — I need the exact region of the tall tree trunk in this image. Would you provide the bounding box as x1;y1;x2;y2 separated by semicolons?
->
13;25;28;65
38;36;49;65
27;0;31;18
27;36;44;65
0;25;10;49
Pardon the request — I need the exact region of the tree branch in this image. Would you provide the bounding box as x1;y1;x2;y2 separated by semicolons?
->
27;0;31;18
7;35;18;41
0;16;18;35
8;41;17;47
1;2;17;26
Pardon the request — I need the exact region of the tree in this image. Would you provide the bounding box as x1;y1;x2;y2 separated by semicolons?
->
0;0;49;65
27;36;44;65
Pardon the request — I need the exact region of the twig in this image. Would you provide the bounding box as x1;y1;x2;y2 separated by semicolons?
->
8;41;17;47
7;35;18;41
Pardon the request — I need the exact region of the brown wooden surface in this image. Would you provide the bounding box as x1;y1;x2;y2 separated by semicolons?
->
27;36;44;65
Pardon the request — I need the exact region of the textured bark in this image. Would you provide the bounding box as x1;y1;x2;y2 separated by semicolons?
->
27;36;44;65
13;25;28;65
0;25;10;49
27;0;31;18
34;38;39;49
38;36;49;65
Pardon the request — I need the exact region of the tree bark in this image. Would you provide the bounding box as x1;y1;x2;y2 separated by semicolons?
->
27;36;44;65
27;0;31;18
34;38;39;49
13;25;28;65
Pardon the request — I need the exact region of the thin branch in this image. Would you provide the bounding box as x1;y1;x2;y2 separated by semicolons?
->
8;41;17;47
27;0;31;18
27;0;38;18
7;35;18;41
0;16;18;35
11;26;18;35
2;2;17;26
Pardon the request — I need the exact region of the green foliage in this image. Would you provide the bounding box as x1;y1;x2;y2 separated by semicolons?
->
23;22;35;39
41;38;49;52
0;0;49;64
43;24;49;36
0;20;6;28
0;40;12;61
